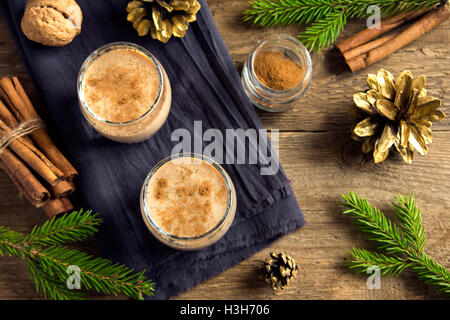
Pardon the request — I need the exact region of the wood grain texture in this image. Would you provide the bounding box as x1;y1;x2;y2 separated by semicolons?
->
0;0;449;300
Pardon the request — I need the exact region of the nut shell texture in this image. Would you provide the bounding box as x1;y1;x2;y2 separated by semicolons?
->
21;0;82;47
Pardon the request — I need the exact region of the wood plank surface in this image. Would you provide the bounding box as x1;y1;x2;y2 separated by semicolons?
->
0;1;449;300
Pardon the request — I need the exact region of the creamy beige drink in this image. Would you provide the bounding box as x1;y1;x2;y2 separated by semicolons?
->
141;154;237;250
78;42;171;143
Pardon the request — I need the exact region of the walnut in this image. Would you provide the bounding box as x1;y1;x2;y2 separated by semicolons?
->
21;0;83;47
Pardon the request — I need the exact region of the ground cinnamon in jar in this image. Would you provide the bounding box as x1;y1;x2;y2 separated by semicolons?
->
254;51;303;90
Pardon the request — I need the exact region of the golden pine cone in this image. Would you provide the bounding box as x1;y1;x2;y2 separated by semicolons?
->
126;0;201;43
350;68;446;164
260;252;298;290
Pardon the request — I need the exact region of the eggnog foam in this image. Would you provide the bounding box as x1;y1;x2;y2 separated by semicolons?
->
146;158;229;238
82;48;160;123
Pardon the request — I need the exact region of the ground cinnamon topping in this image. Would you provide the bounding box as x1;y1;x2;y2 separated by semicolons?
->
82;49;159;123
87;66;144;115
154;178;168;200
254;51;303;90
198;182;211;196
147;160;229;238
157;178;167;188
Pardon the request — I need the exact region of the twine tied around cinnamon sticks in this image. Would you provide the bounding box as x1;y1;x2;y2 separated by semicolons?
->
0;118;44;154
0;76;78;218
336;5;450;72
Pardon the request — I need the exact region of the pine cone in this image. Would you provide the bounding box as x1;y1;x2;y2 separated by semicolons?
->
260;252;298;290
126;0;201;43
350;68;446;164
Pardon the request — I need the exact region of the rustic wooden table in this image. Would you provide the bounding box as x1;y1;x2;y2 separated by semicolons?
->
0;1;449;300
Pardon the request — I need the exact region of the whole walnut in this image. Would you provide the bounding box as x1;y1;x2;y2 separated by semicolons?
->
21;0;83;47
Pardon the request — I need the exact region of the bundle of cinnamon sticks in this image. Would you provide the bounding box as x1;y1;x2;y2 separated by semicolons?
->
336;5;450;72
0;76;78;218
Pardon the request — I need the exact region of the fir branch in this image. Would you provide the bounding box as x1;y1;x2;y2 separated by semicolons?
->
243;0;443;51
341;192;410;255
31;245;154;299
0;210;155;300
342;192;450;297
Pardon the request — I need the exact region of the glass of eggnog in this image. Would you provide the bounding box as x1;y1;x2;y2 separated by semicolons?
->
77;42;171;143
140;153;237;250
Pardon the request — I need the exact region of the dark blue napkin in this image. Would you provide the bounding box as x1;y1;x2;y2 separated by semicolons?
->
0;0;305;299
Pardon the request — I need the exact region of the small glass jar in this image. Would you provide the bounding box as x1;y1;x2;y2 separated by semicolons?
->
241;34;312;112
77;42;172;143
140;153;237;251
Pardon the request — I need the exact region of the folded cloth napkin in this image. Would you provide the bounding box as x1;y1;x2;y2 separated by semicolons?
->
0;0;306;299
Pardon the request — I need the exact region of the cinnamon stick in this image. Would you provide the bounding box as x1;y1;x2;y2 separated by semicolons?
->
336;9;428;54
0;99;19;128
344;6;450;72
12;77;78;180
42;198;67;218
342;33;398;62
11;77;37;118
0;149;50;207
0;99;34;145
60;197;74;212
0;76;80;219
32;130;78;181
0;78;32;121
0;120;63;186
43;197;74;218
0;77;78;181
52;180;75;198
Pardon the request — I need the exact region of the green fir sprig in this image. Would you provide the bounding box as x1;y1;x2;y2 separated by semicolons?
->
0;210;154;300
243;0;444;51
342;192;450;297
